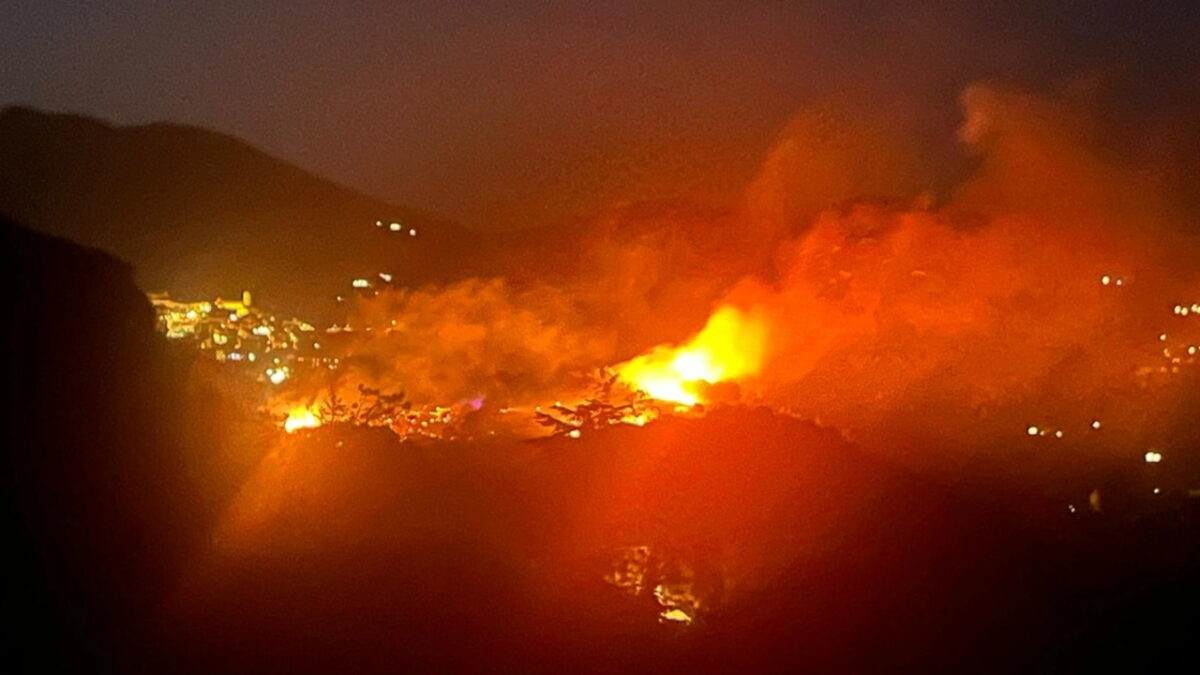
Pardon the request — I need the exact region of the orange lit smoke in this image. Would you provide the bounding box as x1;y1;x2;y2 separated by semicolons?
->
615;305;767;405
265;81;1199;470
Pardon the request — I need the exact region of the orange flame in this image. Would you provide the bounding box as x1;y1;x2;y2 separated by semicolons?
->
615;305;767;405
283;405;322;433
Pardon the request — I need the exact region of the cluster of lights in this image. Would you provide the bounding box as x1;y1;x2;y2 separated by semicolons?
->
1156;298;1200;369
267;366;290;385
1099;274;1126;287
149;291;341;391
375;220;418;237
1026;425;1066;439
149;291;316;360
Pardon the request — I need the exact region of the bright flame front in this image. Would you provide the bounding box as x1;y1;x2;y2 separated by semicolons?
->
615;305;766;405
284;406;321;433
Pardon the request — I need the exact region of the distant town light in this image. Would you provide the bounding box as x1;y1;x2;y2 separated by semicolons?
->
379;272;393;282
409;228;417;237
1026;425;1039;436
389;222;402;231
1144;450;1163;463
352;278;371;288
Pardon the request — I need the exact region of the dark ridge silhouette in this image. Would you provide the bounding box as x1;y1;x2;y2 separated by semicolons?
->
0;108;762;320
0;107;479;320
164;407;1198;673
4;217;215;671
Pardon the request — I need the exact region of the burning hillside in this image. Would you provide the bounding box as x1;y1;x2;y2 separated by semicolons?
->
206;83;1197;501
10;81;1200;674
11;0;1200;670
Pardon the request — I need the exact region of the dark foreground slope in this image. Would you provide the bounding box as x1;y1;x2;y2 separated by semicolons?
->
167;411;1199;673
4;218;217;670
0;107;475;319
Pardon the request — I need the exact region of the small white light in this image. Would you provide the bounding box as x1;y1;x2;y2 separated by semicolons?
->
389;222;402;232
409;228;417;236
1055;430;1064;438
1027;426;1039;436
1100;275;1110;285
1144;450;1163;463
1091;420;1101;429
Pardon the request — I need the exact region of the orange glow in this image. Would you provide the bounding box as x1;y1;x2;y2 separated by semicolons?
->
615;305;766;405
283;406;321;433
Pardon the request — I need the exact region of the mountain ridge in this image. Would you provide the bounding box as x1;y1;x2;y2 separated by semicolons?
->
0;106;476;320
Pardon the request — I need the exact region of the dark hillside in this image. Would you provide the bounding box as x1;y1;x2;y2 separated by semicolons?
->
0;107;472;319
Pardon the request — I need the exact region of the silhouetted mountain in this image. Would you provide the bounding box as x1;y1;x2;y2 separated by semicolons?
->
4;217;217;670
0;107;478;319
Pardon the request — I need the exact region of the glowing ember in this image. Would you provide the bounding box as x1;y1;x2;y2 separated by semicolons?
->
615;305;766;405
284;406;321;433
659;608;694;625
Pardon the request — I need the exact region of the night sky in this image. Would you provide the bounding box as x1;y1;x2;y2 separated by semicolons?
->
4;0;1198;230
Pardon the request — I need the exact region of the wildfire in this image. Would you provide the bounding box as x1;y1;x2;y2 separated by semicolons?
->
283;406;322;433
615;305;766;406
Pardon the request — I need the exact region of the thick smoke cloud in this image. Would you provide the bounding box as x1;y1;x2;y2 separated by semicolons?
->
723;82;1199;488
276;81;1198;491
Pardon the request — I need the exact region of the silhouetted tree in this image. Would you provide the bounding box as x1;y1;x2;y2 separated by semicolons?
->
535;369;653;437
